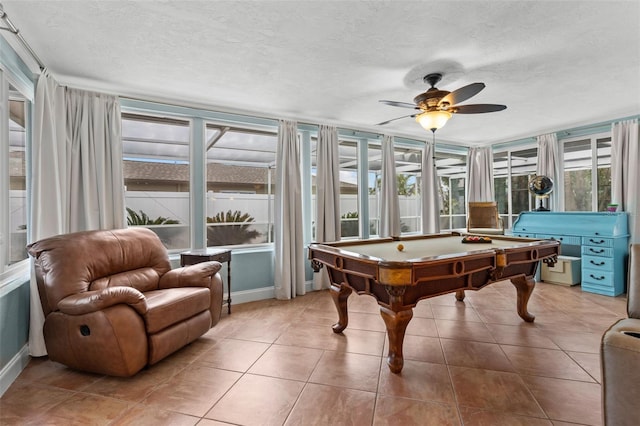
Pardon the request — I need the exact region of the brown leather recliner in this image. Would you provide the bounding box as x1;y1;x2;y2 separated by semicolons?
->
601;243;640;425
27;227;224;377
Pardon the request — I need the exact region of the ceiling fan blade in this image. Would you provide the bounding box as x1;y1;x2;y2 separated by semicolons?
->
379;100;419;109
453;104;507;114
439;83;485;106
376;114;417;126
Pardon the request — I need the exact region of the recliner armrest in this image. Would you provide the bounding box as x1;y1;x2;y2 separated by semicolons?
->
57;286;147;315
159;261;222;289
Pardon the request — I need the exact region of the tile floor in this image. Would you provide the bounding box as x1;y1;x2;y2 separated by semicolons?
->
0;280;627;425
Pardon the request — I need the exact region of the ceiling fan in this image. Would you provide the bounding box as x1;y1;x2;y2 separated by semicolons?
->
377;73;507;132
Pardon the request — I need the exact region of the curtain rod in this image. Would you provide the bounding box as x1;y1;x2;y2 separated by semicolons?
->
0;4;45;70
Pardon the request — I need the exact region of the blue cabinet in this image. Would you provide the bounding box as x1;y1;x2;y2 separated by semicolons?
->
512;212;629;296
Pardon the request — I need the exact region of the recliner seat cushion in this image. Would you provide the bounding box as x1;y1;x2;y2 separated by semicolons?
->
143;287;211;333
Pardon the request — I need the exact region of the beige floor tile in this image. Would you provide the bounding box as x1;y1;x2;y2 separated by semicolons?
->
475;307;530;326
450;366;546;418
276;323;386;356
432;304;482;322
566;351;601;383
373;395;460;426
112;404;200;425
441;339;515;372
543;329;605;353
458;406;553;426
205;374;304;426
390;334;445;364
378;359;455;405
412;300;434;318
405;316;439;337
143;369;241;417
523;375;602;425
43;392;134;425
83;360;186;402
309;351;382;392
195;338;270;372
501;345;595;382
435;319;496;343
16;359;102;391
485;322;560;349
285;383;376;425
346;311;388;332
0;383;75;421
248;344;324;381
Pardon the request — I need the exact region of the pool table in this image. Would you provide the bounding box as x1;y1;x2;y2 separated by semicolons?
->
308;232;560;373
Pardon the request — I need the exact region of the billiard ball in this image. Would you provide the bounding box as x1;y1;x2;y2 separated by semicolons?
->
397;244;404;251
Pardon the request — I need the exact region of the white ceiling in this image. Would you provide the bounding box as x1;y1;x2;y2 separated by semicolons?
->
2;1;639;146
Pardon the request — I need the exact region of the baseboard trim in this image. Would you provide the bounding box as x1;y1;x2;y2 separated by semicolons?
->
227;281;314;305
0;344;30;397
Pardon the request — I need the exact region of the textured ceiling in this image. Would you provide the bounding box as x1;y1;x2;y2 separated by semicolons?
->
2;1;639;146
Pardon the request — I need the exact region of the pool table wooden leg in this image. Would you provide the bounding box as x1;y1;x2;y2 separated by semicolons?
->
380;306;413;374
330;283;352;333
510;275;536;322
455;290;465;301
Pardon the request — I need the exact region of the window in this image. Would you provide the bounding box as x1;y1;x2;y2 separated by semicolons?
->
392;144;421;234
1;79;29;272
205;125;276;246
561;134;612;212
596;137;612;211
367;142;382;236
437;149;467;230
121;113;191;251
493;145;537;228
564;139;593;211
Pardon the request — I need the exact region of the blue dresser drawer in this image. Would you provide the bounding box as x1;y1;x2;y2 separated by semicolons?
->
582;280;621;297
582;246;614;257
581;254;614;271
537;234;581;245
582;237;614;248
583;268;614;285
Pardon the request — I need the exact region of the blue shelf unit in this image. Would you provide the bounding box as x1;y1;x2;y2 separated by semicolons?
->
512;212;629;296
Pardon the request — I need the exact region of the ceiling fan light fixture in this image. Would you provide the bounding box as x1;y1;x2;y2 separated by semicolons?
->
416;110;452;132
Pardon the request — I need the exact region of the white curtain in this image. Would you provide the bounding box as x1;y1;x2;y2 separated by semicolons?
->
466;146;494;202
536;133;564;211
313;125;340;290
379;135;401;237
274;120;305;299
421;140;440;234
66;88;125;231
29;71;125;356
611;119;640;243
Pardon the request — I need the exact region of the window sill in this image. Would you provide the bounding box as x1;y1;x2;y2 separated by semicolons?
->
0;259;30;296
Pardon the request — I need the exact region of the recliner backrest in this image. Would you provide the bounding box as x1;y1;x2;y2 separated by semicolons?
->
28;227;171;314
467;201;502;229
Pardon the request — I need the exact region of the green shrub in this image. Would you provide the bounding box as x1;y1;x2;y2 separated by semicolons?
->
126;208;180;225
207;210;261;246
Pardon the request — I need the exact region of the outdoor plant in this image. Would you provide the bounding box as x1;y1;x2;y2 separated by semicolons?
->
126;207;180;225
341;211;360;237
207;210;261;246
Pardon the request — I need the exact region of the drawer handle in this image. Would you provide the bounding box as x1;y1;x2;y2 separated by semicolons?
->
590;274;606;281
590;260;606;266
589;239;606;244
589;248;605;254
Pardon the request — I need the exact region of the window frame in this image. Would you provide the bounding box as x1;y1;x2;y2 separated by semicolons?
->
0;68;32;279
